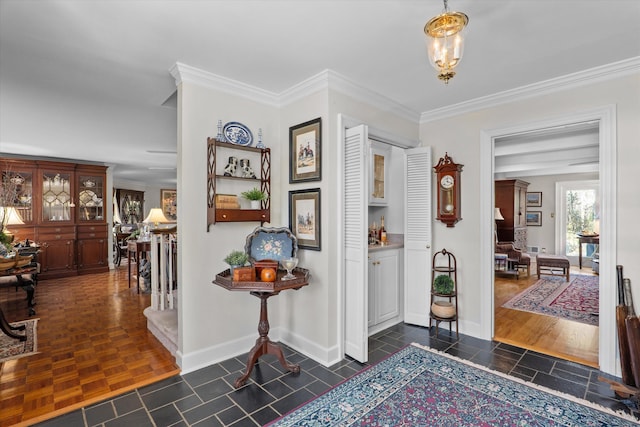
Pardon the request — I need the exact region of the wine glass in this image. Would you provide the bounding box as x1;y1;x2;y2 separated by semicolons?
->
281;257;298;280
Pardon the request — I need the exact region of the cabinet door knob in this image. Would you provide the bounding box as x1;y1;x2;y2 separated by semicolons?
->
222;214;227;219
426;245;431;249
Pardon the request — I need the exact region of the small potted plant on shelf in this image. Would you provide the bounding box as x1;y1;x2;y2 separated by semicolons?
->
241;187;267;209
433;274;454;295
224;250;249;274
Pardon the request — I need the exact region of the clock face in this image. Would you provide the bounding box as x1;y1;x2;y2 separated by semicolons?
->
440;175;454;189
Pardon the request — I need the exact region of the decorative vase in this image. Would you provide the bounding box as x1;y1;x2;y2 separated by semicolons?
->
250;200;261;210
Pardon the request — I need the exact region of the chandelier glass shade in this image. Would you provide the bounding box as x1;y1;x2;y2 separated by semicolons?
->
424;0;468;84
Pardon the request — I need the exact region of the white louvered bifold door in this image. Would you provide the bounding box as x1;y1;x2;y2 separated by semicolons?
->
404;147;432;326
343;125;369;362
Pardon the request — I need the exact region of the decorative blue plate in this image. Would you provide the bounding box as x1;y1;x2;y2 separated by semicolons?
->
223;122;253;146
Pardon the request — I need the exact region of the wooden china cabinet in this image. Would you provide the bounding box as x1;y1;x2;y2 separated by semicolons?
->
495;179;529;251
1;158;109;279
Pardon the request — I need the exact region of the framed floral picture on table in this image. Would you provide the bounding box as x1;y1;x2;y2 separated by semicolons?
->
289;188;321;251
289;118;321;183
161;189;177;221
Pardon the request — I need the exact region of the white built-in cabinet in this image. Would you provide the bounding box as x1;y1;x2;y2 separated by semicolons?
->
342;117;431;364
368;248;402;334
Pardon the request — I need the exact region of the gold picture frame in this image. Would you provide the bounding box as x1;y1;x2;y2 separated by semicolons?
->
161;189;177;221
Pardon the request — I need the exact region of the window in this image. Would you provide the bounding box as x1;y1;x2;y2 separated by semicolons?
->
556;180;599;261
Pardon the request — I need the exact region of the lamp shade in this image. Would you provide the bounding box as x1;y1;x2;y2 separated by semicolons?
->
143;208;169;226
494;207;505;221
1;206;25;228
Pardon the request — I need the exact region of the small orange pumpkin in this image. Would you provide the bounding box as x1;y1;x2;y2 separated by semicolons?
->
260;267;277;282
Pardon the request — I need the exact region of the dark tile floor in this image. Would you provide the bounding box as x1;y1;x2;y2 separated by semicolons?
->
36;323;636;427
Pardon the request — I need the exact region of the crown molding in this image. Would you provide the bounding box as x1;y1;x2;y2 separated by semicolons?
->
169;62;281;107
420;56;640;123
279;69;421;123
169;63;421;123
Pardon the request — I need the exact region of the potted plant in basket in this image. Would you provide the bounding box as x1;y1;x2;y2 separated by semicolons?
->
241;188;267;209
224;250;249;274
433;274;454;295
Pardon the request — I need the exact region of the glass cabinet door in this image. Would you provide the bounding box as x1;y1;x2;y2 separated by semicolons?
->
42;171;72;222
2;170;33;223
369;141;391;206
78;175;104;221
120;190;143;224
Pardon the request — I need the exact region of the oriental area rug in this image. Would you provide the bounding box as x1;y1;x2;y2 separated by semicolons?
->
0;318;38;363
502;274;599;325
268;343;636;426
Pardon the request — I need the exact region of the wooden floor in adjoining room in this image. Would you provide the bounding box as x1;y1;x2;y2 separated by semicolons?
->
494;264;599;368
0;263;179;427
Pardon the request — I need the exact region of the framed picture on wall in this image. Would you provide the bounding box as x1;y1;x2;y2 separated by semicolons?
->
289;188;321;250
161;189;177;221
526;191;542;207
526;211;542;226
289;118;322;183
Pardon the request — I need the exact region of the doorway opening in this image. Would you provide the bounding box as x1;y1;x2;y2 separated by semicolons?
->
480;105;617;375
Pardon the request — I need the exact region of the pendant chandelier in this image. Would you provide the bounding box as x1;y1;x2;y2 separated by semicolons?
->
424;0;469;84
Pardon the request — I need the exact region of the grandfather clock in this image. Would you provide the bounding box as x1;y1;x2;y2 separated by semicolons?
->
433;153;463;227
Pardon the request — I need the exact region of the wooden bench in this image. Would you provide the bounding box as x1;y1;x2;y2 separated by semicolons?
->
536;254;570;281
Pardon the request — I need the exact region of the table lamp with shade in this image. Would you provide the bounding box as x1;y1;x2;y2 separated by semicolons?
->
494;207;504;243
144;208;169;228
1;206;25;243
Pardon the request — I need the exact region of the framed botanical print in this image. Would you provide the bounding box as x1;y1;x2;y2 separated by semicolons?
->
289;188;321;250
160;189;177;221
289;118;321;183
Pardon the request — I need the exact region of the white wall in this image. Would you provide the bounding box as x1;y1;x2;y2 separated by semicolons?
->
421;72;640;374
174;72;419;370
174;65;638;375
522;173;598;256
176;81;281;372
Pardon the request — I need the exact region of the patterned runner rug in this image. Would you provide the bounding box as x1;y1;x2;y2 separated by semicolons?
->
268;344;635;426
0;318;38;363
502;274;598;325
269;344;637;427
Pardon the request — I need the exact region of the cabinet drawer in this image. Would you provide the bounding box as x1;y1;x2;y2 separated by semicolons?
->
39;232;76;241
38;226;76;241
77;224;107;239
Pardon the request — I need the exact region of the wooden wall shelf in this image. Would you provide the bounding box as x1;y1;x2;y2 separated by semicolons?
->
207;138;271;230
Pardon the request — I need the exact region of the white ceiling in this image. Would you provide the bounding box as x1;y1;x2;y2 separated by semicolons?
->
1;0;639;185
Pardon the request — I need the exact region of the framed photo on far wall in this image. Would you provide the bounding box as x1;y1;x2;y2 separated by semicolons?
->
161;189;177;221
526;211;542;226
526;191;542;207
289;118;321;183
289;188;321;251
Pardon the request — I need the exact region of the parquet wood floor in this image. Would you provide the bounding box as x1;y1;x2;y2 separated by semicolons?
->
0;262;179;427
494;264;599;368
